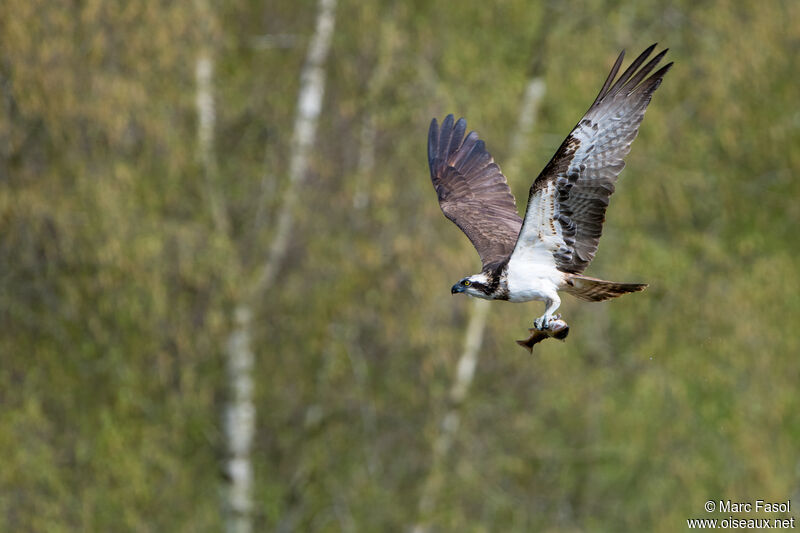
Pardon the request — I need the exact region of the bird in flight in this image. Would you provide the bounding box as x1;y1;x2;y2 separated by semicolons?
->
427;45;672;338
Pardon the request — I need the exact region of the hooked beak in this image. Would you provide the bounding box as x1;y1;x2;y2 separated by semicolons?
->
451;283;464;295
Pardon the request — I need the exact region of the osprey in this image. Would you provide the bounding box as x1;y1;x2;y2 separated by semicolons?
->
428;45;672;333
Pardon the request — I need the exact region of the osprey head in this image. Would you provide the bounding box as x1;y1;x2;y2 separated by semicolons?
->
451;273;492;299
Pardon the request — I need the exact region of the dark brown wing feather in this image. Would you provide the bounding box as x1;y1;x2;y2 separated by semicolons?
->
428;115;522;270
517;45;673;273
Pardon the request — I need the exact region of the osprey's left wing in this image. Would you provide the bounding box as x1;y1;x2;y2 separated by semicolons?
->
511;45;673;274
428;115;523;271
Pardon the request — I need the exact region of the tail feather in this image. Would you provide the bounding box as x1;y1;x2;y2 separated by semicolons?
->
564;274;647;302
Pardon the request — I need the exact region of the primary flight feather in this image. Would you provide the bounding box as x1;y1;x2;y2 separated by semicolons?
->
428;44;672;335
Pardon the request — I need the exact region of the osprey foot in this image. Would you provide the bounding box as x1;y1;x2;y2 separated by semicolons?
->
533;313;562;331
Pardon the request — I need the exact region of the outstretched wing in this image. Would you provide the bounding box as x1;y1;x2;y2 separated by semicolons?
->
511;44;673;274
428;115;523;271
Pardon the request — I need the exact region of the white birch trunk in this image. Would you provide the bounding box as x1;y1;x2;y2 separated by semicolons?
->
219;1;336;531
195;44;256;533
412;74;546;533
256;0;337;292
196;54;214;168
194;0;229;235
223;306;256;533
196;52;229;235
196;46;255;533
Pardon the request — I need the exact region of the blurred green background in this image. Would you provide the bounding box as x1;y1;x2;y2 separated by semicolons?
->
2;0;799;531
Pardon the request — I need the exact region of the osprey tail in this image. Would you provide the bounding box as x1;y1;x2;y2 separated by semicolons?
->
563;275;647;302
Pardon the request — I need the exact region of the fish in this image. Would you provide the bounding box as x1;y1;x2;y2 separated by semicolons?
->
516;316;570;353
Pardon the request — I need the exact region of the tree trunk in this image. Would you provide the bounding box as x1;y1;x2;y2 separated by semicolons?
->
194;40;257;533
256;0;337;292
218;1;337;531
222;306;256;533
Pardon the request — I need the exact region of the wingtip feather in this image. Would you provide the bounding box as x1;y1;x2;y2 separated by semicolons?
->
620;48;670;94
428;117;439;168
449;117;467;157
593;50;626;106
591;45;672;109
606;44;657;97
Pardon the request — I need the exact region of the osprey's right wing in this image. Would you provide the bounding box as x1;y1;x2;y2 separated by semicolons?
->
428;115;523;271
511;45;672;274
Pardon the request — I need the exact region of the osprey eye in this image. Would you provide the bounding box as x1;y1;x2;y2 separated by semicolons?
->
463;280;471;286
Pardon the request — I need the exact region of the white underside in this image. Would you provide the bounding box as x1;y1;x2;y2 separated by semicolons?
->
504;180;569;304
506;253;565;303
506;215;566;303
504;231;567;325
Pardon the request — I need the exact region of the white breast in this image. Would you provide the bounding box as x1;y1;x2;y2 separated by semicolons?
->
504;181;568;303
505;240;565;303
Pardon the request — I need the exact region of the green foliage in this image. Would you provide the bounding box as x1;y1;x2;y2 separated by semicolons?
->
1;0;799;530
